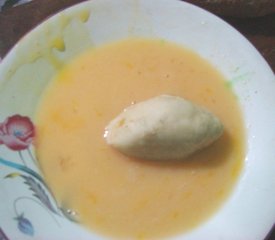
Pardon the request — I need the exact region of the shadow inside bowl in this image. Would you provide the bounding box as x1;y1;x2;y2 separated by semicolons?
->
127;129;234;170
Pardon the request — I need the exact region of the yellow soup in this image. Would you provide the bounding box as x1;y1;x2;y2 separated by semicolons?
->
35;38;245;239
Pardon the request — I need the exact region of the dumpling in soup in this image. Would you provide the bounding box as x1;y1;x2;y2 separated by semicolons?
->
105;95;223;160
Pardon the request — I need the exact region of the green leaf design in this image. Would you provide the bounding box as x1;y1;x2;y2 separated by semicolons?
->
4;172;21;179
0;157;76;221
1;158;60;215
0;157;44;183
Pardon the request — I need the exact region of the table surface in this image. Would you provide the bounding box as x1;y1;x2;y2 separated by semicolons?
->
0;0;274;239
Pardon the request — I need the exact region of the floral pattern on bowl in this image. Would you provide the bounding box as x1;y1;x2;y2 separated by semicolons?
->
0;115;77;238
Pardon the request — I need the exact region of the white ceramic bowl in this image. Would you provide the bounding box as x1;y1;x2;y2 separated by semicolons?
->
0;0;274;239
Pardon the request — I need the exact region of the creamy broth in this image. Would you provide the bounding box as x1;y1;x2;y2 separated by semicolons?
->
35;39;245;239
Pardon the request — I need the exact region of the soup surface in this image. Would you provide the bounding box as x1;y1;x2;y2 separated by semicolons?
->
35;38;245;239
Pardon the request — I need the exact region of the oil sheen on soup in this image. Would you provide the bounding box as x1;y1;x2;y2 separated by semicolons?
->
35;39;245;239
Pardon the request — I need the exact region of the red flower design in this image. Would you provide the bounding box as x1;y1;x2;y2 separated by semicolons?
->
0;115;35;151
